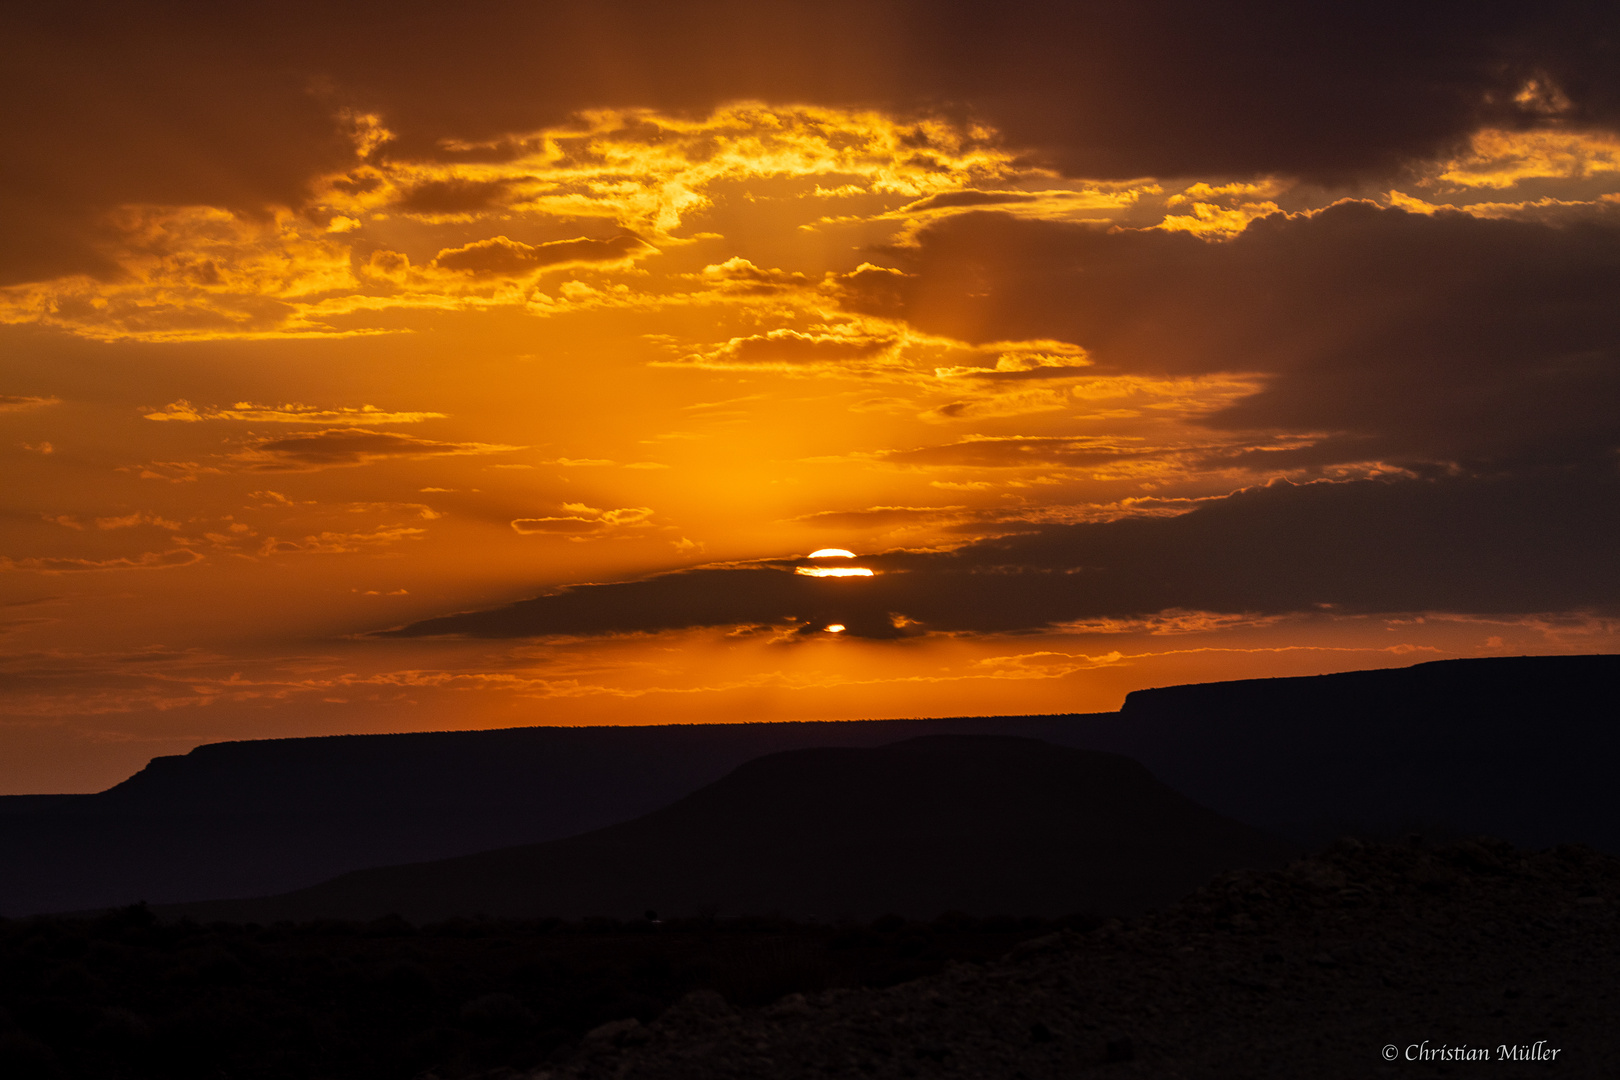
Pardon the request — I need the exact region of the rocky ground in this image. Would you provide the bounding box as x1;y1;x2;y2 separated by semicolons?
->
536;838;1619;1079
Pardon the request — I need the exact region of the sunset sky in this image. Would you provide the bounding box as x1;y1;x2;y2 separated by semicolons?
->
4;1;1619;792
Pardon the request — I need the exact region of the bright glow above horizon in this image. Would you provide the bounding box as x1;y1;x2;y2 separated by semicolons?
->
795;567;876;578
824;624;847;633
808;549;857;559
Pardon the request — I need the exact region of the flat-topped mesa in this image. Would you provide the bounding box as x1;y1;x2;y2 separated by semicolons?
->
6;654;1616;918
1113;654;1620;850
0;713;1104;916
165;734;1296;924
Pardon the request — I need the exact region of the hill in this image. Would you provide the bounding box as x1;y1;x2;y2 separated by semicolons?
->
167;735;1295;923
0;714;1098;916
1103;653;1620;849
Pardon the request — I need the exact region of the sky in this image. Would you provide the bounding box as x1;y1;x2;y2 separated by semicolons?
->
3;1;1619;792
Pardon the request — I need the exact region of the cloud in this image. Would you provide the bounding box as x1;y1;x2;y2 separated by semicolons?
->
900;191;1041;213
383;471;1620;640
1432;128;1620;190
0;549;204;574
92;513;181;531
7;1;1620;294
696;258;814;295
932;349;1091;381
878;435;1154;469
0;394;58;412
921;388;1075;422
236;429;522;470
666;329;901;373
510;517;603;535
258;526;425;556
510;504;655;539
836;203;1620;474
430;234;656;277
395;177;514;216
144;400;447;424
794;506;969;529
842;187;1152;227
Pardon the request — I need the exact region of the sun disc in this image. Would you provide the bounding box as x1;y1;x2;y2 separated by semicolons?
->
808;548;856;559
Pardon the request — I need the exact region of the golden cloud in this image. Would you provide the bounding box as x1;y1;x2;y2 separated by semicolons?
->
1435;128;1620;189
666;328;902;373
0;206;358;342
510;503;656;539
696;258;815;295
0;105;1034;342
144;401;448;424
431;234;657;277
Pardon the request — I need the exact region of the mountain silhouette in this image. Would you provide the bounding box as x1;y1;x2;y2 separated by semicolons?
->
1095;653;1620;849
5;654;1617;917
0;714;1100;916
164;735;1295;923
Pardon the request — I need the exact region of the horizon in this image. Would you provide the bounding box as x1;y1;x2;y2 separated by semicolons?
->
4;2;1620;793
11;651;1602;798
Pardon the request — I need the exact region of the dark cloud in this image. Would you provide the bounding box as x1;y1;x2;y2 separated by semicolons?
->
8;1;1619;284
676;330;896;369
0;395;60;411
1;549;204;574
431;234;654;276
395;177;513;215
881;436;1151;469
0;7;350;285
382;470;1620;640
838;203;1620;474
242;429;519;470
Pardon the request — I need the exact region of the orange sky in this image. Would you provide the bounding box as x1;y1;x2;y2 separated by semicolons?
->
4;5;1620;791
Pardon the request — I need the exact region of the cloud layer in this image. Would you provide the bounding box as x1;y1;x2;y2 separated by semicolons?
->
385;471;1620;640
7;1;1620;283
840;202;1620;474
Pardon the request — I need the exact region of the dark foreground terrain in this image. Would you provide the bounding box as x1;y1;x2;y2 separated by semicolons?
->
3;838;1614;1079
552;838;1620;1080
0;902;1072;1080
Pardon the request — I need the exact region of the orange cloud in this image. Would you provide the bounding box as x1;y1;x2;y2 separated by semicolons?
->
667;329;901;373
431;234;656;277
1434;128;1620;189
0;549;204;574
144;401;448;424
235;430;523;471
0;394;59;412
258;526;426;557
510;504;656;539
